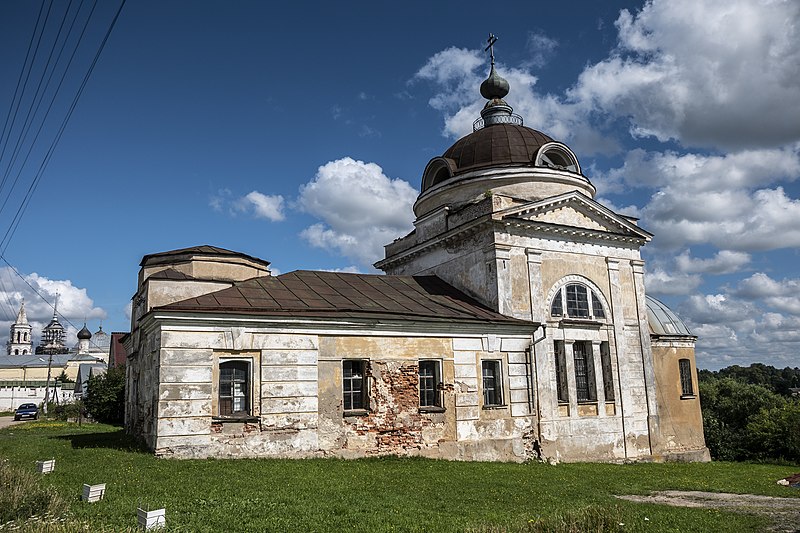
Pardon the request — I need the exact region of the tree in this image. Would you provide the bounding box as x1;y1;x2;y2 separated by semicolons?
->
84;365;125;424
699;377;785;461
746;402;800;462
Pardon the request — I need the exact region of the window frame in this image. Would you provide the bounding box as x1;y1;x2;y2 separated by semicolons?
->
554;340;569;404
218;359;252;418
481;360;505;408
572;341;597;403
550;283;606;321
679;358;695;398
343;359;368;413
418;359;443;411
600;341;615;402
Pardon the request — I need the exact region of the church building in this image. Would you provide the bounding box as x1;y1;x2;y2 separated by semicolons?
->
123;42;708;463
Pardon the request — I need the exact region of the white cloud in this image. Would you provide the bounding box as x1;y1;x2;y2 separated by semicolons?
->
734;273;800;315
298;157;417;268
238;191;285;221
644;266;701;296
412;47;615;155
571;0;800;150
674;250;750;275
210;189;286;222
598;147;800;193
0;267;106;347
525;31;558;68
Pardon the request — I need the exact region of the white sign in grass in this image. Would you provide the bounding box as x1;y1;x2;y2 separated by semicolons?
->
137;507;166;530
81;483;106;502
36;459;55;474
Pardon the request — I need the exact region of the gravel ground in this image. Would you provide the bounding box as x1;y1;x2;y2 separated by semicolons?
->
618;490;800;532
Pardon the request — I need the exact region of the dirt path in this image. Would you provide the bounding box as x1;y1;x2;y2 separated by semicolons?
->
618;490;800;532
0;416;24;430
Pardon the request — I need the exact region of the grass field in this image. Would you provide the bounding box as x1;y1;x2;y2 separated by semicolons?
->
1;421;798;532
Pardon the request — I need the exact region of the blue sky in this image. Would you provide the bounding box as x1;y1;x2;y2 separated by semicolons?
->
0;0;798;370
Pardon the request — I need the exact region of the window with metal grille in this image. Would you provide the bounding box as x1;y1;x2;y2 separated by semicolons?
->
419;360;441;408
554;340;569;403
219;360;250;416
679;359;694;397
343;360;367;410
600;341;615;402
482;360;503;406
572;341;597;402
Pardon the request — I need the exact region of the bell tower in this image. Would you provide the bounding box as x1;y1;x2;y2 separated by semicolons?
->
7;301;33;356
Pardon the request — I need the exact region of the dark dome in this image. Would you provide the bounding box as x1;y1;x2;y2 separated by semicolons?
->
443;124;554;175
77;325;92;340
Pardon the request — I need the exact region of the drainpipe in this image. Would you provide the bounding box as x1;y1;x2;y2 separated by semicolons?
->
529;324;547;452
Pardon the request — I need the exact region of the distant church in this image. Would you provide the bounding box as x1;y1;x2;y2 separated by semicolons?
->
5;300;111;360
124;39;709;463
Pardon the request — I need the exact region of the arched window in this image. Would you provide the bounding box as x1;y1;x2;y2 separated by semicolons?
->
550;283;606;320
535;142;580;174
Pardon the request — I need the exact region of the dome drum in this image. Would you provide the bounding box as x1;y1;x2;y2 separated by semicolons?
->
414;166;596;217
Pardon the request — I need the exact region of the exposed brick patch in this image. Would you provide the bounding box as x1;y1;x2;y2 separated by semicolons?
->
346;361;442;455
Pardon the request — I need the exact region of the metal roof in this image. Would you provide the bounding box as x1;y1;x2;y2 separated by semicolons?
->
158;270;534;327
646;295;693;336
442;124;554;176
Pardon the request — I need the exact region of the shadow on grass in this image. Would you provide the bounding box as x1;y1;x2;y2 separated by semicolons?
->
53;429;150;453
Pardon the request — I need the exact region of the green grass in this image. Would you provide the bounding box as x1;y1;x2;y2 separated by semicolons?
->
1;422;798;532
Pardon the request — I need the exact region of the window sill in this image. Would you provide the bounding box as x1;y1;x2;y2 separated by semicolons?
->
558;318;604;329
343;409;369;417
212;415;259;423
482;404;507;410
680;394;696;400
419;406;445;414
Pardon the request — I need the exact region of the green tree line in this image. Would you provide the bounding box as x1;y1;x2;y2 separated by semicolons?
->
699;364;800;462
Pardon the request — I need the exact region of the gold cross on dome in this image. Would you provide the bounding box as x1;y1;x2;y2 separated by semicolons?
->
485;33;498;66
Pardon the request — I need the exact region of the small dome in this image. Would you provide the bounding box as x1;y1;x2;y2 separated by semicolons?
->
442;124;554;177
480;64;509;100
77;325;92;340
646;296;693;336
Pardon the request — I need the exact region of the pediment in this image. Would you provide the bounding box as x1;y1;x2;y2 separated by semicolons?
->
499;192;652;241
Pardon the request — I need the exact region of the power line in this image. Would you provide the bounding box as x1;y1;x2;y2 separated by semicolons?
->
0;0;55;168
1;255;108;352
0;0;98;221
0;0;79;196
0;0;127;254
0;0;47;167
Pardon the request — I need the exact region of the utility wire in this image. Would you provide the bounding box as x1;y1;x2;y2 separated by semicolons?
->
0;0;126;254
0;0;55;168
0;0;78;196
1;255;108;352
0;0;46;168
0;0;97;221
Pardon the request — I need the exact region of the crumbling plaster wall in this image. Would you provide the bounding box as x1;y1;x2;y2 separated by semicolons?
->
651;339;710;461
317;335;535;462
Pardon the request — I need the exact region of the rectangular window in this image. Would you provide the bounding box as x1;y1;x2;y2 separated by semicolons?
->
573;341;597;402
679;359;694;397
482;360;503;407
343;360;367;411
554;341;569;403
600;342;615;402
219;360;250;416
566;285;590;318
419;360;441;408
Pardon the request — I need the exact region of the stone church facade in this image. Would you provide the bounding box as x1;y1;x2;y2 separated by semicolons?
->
123;55;708;463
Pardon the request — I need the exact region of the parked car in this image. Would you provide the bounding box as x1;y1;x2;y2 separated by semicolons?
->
14;403;39;421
